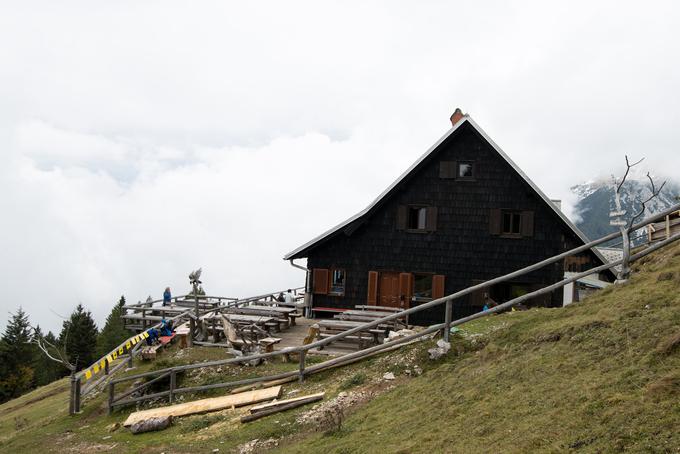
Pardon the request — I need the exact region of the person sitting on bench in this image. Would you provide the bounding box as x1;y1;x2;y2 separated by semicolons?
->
159;319;174;337
146;328;160;345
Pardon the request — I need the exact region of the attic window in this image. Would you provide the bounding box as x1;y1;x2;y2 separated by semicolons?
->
457;161;474;179
408;207;427;230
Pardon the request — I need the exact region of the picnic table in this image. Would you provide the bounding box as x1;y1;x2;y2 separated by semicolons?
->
246;305;300;325
317;319;389;349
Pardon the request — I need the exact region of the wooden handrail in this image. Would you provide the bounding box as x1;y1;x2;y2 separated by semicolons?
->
108;230;680;411
100;203;680;412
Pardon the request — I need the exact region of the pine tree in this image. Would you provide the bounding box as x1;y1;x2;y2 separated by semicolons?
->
0;308;36;402
59;304;98;372
96;296;132;357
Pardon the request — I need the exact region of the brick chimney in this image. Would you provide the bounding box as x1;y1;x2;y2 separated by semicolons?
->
450;108;465;126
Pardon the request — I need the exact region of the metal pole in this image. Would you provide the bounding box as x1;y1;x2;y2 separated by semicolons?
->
443;300;452;342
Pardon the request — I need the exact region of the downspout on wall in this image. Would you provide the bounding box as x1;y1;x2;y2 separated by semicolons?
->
289;259;313;318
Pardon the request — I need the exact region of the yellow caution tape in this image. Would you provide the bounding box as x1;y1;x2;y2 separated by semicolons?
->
106;355;113;363
143;331;149;339
131;337;137;345
112;351;118;360
85;369;92;380
93;364;99;374
118;347;124;355
125;341;131;350
100;359;106;369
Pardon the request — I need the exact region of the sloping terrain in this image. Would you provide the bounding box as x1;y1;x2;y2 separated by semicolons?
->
1;241;679;453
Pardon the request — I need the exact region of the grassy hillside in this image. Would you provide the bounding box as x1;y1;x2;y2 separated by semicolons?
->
284;242;680;453
1;241;679;453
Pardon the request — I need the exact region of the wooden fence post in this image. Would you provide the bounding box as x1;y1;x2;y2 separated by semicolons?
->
298;350;306;383
105;360;109;375
107;382;115;415
69;373;76;415
443;300;452;342
169;370;176;404
74;376;81;414
188;318;195;347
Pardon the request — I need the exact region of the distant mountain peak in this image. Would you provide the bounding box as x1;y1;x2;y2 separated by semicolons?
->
571;177;679;245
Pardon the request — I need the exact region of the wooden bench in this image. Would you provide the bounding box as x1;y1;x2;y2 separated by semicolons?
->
311;307;350;318
140;334;175;360
355;305;404;313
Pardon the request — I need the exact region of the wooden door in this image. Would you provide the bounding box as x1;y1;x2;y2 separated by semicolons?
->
379;273;400;307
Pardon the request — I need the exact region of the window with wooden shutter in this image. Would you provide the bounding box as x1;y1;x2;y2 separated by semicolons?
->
425;207;438;231
432;274;445;299
521;211;534;237
489;209;502;235
367;271;378;304
312;268;329;295
398;272;413;307
439;161;457;179
396;205;408;230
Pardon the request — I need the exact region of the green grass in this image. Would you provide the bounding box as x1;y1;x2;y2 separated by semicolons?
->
2;242;680;453
279;243;680;453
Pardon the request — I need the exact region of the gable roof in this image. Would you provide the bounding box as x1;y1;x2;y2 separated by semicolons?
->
284;115;609;266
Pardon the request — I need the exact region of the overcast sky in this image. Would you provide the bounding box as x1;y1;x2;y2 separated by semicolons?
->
1;1;679;333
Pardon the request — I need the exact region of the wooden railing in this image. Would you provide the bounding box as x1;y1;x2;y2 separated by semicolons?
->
105;204;680;413
69;287;305;414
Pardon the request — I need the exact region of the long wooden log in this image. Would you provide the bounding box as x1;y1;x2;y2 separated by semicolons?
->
249;392;325;414
123;386;282;426
241;394;324;423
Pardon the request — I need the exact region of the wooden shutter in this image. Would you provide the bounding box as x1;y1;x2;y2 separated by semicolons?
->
426;207;438;231
398;272;412;306
521;211;534;237
396;205;408;230
367;271;378;304
489;209;502;235
312;268;329;294
432;274;445;299
439;161;457;179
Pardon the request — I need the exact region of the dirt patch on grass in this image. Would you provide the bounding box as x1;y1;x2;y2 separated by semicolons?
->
646;374;680;400
656;331;680;355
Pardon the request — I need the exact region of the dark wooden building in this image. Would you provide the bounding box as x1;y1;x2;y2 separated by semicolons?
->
284;110;611;325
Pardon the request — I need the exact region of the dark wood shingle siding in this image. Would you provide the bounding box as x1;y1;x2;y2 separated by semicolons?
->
306;122;598;325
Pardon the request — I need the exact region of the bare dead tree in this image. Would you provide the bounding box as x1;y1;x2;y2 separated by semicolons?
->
29;325;77;375
611;155;666;282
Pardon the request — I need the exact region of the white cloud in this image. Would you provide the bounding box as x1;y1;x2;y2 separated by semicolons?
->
1;0;679;331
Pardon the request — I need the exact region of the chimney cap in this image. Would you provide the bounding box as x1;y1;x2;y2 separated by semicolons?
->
450;108;466;126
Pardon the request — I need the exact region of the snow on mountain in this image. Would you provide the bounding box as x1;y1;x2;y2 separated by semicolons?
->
571;176;679;245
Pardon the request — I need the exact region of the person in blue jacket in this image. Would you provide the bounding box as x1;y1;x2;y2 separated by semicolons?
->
146;328;159;345
163;287;172;306
159;319;174;337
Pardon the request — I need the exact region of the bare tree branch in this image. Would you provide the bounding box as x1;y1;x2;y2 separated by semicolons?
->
616;155;645;193
627;172;667;229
